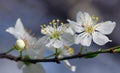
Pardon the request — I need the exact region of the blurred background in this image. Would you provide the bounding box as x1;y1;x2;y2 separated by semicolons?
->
0;0;120;73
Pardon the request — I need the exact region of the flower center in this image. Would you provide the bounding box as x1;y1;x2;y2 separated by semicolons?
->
84;16;99;34
51;31;60;39
41;19;67;39
85;26;94;34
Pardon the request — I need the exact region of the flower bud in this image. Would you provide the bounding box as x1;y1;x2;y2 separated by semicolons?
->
15;39;25;51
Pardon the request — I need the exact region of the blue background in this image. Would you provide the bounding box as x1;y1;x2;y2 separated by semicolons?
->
0;0;120;73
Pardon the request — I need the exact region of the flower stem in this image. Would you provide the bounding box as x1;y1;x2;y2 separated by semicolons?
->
79;46;84;54
5;48;14;54
20;51;23;58
55;48;60;58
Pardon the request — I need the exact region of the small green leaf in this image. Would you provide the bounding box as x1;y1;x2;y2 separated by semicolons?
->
84;52;98;58
23;55;31;66
114;48;120;53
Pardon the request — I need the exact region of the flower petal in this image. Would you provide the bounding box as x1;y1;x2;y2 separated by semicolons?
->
75;32;92;46
84;12;92;26
6;27;18;38
77;11;92;25
60;33;74;46
17;62;24;69
76;11;84;23
6;18;26;39
15;18;25;34
74;34;82;45
53;39;64;48
23;64;45;73
63;60;76;72
67;19;84;33
33;36;48;59
46;39;56;48
25;48;37;59
46;39;63;48
95;21;116;34
92;32;112;45
65;26;74;35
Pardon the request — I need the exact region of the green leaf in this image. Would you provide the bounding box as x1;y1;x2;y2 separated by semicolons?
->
114;48;120;53
84;52;98;58
23;55;31;66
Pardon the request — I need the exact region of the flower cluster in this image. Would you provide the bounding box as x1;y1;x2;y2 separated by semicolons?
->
5;11;116;73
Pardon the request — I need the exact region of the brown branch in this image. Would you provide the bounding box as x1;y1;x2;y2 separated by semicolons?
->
0;46;120;64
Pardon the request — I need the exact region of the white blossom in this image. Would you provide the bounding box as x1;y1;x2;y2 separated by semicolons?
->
68;11;116;46
6;18;46;73
41;19;76;72
41;19;74;48
6;18;47;58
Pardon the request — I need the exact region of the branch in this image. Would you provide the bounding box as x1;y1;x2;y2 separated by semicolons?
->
0;46;120;64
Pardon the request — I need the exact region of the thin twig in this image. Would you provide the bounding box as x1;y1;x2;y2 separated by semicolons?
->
0;46;120;64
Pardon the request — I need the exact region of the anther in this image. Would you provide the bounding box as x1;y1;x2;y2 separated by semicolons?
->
96;17;99;21
52;19;55;23
57;19;60;22
43;24;46;27
49;22;52;25
61;22;64;25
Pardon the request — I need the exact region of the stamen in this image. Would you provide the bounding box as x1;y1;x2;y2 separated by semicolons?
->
96;17;99;21
64;46;74;55
92;15;99;23
41;19;66;39
85;26;94;35
52;19;55;23
40;25;44;28
49;22;52;25
57;19;60;22
61;22;64;25
92;15;96;19
43;24;46;27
